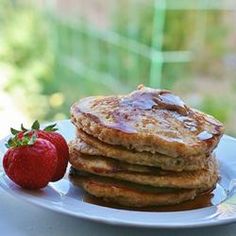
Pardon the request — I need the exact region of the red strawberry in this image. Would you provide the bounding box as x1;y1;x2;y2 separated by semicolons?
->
3;134;58;189
13;121;69;182
36;130;69;181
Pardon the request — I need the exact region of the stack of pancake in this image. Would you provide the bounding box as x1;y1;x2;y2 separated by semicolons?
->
69;85;224;208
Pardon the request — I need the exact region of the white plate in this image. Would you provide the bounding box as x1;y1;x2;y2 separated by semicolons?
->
1;120;236;228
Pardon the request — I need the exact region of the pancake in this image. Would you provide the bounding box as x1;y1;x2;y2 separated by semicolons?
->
69;146;218;190
71;85;224;157
73;130;209;171
69;170;197;207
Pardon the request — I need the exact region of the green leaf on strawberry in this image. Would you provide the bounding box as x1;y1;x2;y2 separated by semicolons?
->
43;123;58;132
21;123;27;132
28;133;37;145
31;120;40;130
10;128;20;135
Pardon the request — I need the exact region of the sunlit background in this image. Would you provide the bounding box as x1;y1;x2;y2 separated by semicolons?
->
0;0;236;137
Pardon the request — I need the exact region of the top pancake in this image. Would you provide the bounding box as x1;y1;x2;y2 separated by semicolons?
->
71;85;224;157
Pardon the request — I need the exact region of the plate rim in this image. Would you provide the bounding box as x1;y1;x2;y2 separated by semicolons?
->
0;172;234;229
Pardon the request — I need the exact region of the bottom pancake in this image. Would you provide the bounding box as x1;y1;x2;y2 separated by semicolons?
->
69;169;198;207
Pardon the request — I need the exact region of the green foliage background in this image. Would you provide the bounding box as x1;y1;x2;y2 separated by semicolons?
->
0;0;234;134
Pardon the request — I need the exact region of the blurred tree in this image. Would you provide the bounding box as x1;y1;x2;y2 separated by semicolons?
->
0;0;54;121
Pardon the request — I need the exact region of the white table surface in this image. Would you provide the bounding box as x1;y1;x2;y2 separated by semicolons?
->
0;189;235;236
